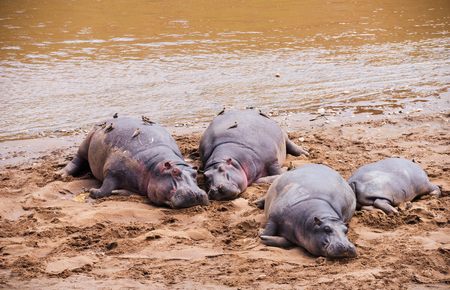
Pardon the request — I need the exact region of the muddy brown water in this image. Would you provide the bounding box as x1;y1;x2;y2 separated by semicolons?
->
0;0;449;141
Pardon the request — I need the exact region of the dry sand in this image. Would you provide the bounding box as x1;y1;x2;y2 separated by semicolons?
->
0;111;449;289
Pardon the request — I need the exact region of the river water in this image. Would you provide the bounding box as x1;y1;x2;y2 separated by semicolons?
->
1;0;449;141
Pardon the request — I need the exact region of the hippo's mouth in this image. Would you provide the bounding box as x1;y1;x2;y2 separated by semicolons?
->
324;243;357;259
168;190;209;208
208;183;241;200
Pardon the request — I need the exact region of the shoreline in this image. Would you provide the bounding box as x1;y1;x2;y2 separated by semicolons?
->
1;93;448;168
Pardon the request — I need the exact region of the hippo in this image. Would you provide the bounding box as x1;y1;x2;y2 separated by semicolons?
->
348;158;440;215
259;164;357;258
199;109;309;200
59;116;209;208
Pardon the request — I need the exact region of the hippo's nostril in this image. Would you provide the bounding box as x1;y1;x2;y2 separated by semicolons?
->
347;245;357;257
208;187;217;198
338;243;347;252
199;193;210;205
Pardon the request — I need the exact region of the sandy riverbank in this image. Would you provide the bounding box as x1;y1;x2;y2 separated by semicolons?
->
0;111;449;289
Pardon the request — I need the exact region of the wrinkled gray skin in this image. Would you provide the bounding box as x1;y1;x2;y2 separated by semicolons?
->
59;117;209;208
348;158;440;215
199;109;308;200
259;164;357;258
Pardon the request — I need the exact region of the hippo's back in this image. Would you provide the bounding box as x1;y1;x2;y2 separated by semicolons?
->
200;110;284;161
98;117;179;154
350;158;426;181
87;117;182;179
266;164;356;222
348;158;432;205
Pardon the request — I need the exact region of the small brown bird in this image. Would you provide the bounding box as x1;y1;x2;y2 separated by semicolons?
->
217;107;225;116
113;113;118;118
132;128;141;138
142;115;155;125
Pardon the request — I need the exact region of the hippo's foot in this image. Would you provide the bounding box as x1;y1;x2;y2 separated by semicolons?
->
89;175;118;199
255;198;265;209
89;188;111;199
286;138;309;157
260;220;293;247
255;175;279;184
56;169;69;179
58;155;89;178
260;235;293;248
429;184;441;197
373;199;398;215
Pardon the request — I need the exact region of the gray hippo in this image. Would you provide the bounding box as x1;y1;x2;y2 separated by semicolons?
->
348;158;440;214
199;109;309;200
259;164;357;258
59;116;209;208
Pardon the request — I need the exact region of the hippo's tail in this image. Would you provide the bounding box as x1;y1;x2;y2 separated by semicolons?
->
58;128;94;178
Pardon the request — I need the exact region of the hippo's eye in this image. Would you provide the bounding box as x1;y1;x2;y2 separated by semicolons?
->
191;172;197;179
323;226;332;234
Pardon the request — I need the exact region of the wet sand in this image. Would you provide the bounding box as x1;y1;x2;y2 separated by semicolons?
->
0;109;449;289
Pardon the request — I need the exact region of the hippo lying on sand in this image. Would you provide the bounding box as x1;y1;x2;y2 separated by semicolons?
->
348;157;440;214
259;164;357;258
59;116;209;208
199;109;309;200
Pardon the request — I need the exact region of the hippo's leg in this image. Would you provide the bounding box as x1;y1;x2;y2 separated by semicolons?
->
256;163;283;183
269;162;282;174
89;173;119;199
260;235;293;248
111;189;135;196
59;130;94;177
260;220;293;248
59;154;89;178
355;201;362;210
373;199;398;215
285;136;309;157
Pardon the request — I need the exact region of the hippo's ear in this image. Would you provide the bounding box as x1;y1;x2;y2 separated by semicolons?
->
172;167;182;177
226;158;232;165
314;217;322;226
164;162;172;170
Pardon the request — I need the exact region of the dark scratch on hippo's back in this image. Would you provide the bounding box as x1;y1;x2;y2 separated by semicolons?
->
105;123;114;132
96;121;106;128
259;109;270;119
228;121;238;129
